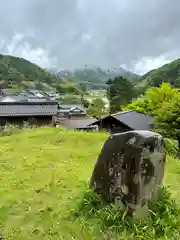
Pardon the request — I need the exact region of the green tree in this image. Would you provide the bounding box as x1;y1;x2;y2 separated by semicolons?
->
80;94;90;108
56;84;67;94
35;82;44;90
124;83;177;114
79;83;88;93
107;76;136;113
88;98;107;119
124;82;180;138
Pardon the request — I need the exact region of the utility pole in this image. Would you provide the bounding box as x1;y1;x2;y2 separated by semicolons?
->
107;84;111;115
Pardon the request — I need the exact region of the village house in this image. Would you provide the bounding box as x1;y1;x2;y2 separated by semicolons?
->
54;104;98;131
89;110;154;134
0;94;58;127
0;89;94;129
58;104;87;118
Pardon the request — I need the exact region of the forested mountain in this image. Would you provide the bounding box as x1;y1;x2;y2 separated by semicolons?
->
0;54;63;90
0;53;139;91
137;58;180;88
2;53;180;94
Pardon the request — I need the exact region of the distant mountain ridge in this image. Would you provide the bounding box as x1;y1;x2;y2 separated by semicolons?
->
49;66;140;89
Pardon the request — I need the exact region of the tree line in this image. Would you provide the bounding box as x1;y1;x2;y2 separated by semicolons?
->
87;76;138;118
88;76;180;139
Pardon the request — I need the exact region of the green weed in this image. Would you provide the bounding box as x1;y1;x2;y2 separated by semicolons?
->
72;187;180;239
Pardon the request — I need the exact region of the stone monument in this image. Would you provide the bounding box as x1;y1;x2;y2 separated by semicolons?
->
90;130;166;218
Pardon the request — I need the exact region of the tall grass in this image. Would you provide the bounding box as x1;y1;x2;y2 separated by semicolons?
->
71;187;180;239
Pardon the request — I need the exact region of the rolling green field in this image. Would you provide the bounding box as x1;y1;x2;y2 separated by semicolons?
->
0;128;180;239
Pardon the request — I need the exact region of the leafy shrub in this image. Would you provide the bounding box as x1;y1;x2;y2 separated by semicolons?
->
124;83;180;139
164;138;178;156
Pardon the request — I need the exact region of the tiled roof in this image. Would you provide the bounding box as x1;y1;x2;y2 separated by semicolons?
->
90;110;153;131
0;101;58;117
57;117;97;129
112;110;153;130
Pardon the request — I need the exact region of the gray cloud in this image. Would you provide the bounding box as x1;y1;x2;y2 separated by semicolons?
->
0;0;180;74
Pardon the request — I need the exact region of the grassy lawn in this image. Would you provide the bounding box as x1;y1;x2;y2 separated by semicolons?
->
0;128;180;239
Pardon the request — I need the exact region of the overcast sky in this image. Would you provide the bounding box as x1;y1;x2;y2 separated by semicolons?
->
0;0;180;74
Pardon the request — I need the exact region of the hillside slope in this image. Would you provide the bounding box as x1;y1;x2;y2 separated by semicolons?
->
138;58;180;88
0;54;62;90
0;127;180;239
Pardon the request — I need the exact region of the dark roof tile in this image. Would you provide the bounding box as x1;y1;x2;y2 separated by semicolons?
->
89;110;153;131
57;117;97;129
0;102;58;117
112;110;153;130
